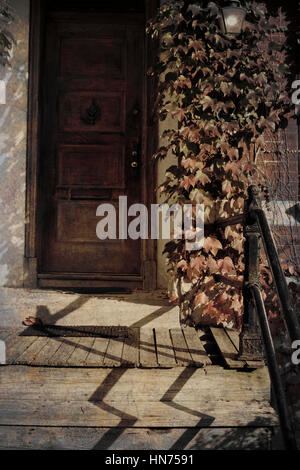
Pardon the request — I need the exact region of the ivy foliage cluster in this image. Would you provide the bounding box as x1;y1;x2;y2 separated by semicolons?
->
147;0;291;327
0;0;13;67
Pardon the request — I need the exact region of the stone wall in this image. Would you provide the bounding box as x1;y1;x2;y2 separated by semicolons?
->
0;0;29;287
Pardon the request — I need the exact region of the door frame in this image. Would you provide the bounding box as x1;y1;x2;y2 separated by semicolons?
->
24;0;159;289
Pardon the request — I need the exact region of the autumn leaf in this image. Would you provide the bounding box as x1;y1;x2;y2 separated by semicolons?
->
231;295;243;313
172;108;186;122
181;158;197;171
190;255;206;272
222;180;232;195
200;95;214;111
203;237;223;256
203;301;219;317
180;175;196;191
175;75;192;89
220;81;232;97
177;260;188;272
225;162;240;179
227;148;239;160
194;291;209;307
224;226;235;241
231;237;244;254
217;257;235;275
283;264;297;276
153;147;168;160
195;169;211;185
207;256;219;273
234;197;244;210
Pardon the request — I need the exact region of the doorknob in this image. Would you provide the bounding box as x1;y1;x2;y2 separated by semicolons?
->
130;146;139;169
131;150;138;168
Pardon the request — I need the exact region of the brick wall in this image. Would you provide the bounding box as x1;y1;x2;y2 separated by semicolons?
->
257;11;300;276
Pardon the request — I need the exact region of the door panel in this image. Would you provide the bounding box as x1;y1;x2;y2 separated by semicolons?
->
60;37;126;78
39;13;145;280
57;144;125;188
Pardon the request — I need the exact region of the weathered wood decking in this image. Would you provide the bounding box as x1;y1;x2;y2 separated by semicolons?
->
0;426;274;450
0;326;276;450
0;366;275;427
0;326;264;369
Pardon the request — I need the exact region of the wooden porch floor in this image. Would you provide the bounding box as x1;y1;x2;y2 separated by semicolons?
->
0;364;277;450
0;326;264;369
0;326;276;450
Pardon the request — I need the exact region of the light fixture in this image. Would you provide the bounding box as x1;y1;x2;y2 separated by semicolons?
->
219;0;247;35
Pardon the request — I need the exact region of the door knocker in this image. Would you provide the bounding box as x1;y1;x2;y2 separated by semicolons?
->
81;98;101;125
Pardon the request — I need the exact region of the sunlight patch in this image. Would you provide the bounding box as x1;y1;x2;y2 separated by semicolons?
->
0;81;6;105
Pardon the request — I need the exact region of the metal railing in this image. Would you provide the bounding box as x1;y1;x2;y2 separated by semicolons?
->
213;185;300;450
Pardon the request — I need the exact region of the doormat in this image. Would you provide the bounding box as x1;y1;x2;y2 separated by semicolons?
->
19;325;130;338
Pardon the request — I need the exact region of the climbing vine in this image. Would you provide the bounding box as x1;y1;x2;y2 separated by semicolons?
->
147;0;291;328
0;0;13;67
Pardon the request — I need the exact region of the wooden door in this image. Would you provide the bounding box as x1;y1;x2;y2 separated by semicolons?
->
38;12;145;287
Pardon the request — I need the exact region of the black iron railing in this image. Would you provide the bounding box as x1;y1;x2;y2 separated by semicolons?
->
214;185;300;450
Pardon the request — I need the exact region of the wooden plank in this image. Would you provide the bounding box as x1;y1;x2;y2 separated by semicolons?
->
0;398;277;428
48;338;79;367
0;426;273;450
0;366;271;401
139;329;157;368
170;328;193;366
67;337;95;367
183;327;211;367
103;338;124;367
5;335;38;364
121;328;139;367
225;328;240;350
85;338;109;367
210;327;246;369
31;338;62;366
15;337;49;365
155;329;176;368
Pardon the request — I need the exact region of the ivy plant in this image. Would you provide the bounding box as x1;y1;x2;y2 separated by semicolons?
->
147;0;291;327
